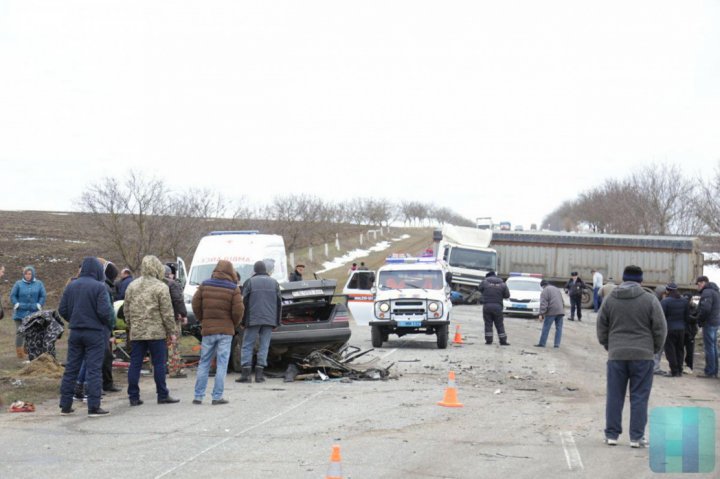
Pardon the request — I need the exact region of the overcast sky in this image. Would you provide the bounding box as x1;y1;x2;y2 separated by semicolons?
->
1;1;719;229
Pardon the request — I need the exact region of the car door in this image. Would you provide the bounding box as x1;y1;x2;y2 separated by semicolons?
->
176;257;188;290
342;269;376;326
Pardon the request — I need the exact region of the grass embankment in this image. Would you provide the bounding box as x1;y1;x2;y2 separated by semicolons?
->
0;227;432;410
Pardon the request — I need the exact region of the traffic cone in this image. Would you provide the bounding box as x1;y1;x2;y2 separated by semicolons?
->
325;444;343;479
437;371;464;407
452;325;464;345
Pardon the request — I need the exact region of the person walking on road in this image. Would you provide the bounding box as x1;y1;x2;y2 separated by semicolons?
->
592;269;604;312
564;272;586;322
660;283;690;377
10;265;46;359
597;265;667;448
236;260;281;383
695;275;720;378
123;255;180;406
192;260;244;404
58;257;113;417
478;271;510;346
535;280;565;348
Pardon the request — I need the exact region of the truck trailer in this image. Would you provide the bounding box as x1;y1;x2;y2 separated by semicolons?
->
490;230;704;308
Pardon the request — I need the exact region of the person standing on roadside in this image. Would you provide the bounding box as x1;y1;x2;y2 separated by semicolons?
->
535;280;565;348
592;269;604;312
597;265;667;448
599;278;617;302
58;257;112;417
164;265;188;378
10;266;46;359
192;260;244;404
660;283;690;377
478;271;511;346
695;275;720;378
564;272;586;322
236;260;281;383
124;255;180;406
0;265;5;321
288;264;304;282
115;268;133;301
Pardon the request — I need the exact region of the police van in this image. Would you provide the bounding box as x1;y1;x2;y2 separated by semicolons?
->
370;256;453;349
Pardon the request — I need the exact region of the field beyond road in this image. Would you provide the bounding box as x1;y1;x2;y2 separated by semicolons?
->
1;306;718;478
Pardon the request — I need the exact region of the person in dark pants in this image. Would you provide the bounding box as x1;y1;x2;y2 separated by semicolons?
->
478;271;510;346
684;304;699;374
597;265;667;448
660;283;690;377
124;255;179;406
58;257;113;417
695;275;720;378
237;260;282;383
565;272;586;321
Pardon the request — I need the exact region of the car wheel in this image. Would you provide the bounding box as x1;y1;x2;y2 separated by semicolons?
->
230;332;244;372
436;324;449;349
371;326;384;348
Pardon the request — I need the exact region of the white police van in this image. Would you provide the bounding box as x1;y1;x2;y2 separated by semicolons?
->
370;256;453;349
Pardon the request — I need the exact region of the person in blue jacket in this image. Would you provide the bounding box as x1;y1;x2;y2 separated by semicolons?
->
10;266;46;359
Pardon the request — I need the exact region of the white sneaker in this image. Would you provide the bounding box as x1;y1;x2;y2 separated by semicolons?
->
630;438;649;448
605;437;618;446
683;366;693;375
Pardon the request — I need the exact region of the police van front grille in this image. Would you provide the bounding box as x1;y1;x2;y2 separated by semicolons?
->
391;300;426;316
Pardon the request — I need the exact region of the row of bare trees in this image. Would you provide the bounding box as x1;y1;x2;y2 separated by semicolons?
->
542;162;717;238
79;172;472;271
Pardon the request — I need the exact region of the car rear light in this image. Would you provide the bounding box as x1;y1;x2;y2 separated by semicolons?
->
332;311;350;323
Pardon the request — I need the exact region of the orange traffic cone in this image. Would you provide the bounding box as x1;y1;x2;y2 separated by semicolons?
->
325;444;343;479
452;325;464;345
437;371;464;407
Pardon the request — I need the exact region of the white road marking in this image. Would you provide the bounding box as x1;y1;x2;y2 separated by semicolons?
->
154;385;334;479
560;431;584;471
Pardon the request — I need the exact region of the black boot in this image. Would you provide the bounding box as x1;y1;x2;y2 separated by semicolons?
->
236;367;252;383
255;367;265;383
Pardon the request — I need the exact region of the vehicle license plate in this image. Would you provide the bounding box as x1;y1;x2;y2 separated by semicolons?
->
512;303;527;309
397;321;422;327
292;289;324;297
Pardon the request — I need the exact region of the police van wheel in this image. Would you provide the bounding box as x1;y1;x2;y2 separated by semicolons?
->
371;326;384;348
436;324;448;349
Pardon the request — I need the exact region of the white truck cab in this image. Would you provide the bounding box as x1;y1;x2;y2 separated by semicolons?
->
370;257;453;349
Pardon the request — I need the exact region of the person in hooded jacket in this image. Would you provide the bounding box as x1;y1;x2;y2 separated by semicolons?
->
695;275;720;378
124;255;179;406
58;257;112;417
478;271;511;345
236;260;281;383
192;260;244;404
660;283;690;377
597;265;667;448
10;266;47;359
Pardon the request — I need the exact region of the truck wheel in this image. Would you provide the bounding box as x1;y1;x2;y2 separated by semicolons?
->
230;332;244;372
436;324;449;349
581;289;593;309
371;326;384;348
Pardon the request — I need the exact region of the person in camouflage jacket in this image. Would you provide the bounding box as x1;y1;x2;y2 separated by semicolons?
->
123;255;180;406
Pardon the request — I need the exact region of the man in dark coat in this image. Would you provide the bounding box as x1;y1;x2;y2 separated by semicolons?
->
115;268;133;300
660;283;689;377
478;271;510;345
564;272;586;321
237;260;282;383
288;264;304;282
58;257;112;417
696;275;720;378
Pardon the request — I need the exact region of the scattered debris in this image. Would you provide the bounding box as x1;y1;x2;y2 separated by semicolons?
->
17;353;64;379
8;401;35;413
284;346;395;382
494;389;502;395
514;388;538;392
565;387;578;392
520;350;538;356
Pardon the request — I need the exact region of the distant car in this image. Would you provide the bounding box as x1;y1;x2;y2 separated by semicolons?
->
514;225;524;231
503;274;543;317
185;279;351;370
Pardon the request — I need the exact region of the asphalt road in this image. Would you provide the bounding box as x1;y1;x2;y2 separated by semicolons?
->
1;305;718;479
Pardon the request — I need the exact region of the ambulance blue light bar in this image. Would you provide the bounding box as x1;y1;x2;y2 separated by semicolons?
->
209;230;259;235
509;272;543;278
385;257;437;264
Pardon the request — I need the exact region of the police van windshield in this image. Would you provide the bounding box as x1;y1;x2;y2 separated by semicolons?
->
378;270;443;290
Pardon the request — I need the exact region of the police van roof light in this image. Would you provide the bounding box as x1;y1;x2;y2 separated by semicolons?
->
209;231;259;235
509;272;543;278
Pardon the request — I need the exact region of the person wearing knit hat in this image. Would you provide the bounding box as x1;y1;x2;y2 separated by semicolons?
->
597;264;667;448
660;282;690;377
695;275;720;378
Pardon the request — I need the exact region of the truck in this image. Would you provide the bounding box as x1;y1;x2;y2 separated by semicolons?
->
370;257;453;349
433;224;498;304
490;230;704;308
476;217;493;230
498;221;511;231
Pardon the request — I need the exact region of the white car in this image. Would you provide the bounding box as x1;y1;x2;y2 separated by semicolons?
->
503;274;543;317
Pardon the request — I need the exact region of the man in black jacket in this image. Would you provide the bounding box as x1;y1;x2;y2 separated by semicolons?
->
565;272;586;321
58;257;112;417
696;275;720;378
478;271;511;345
288;264;304;282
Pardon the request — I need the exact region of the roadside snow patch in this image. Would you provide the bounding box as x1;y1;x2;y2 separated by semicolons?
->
703;263;720;285
316;241;392;273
